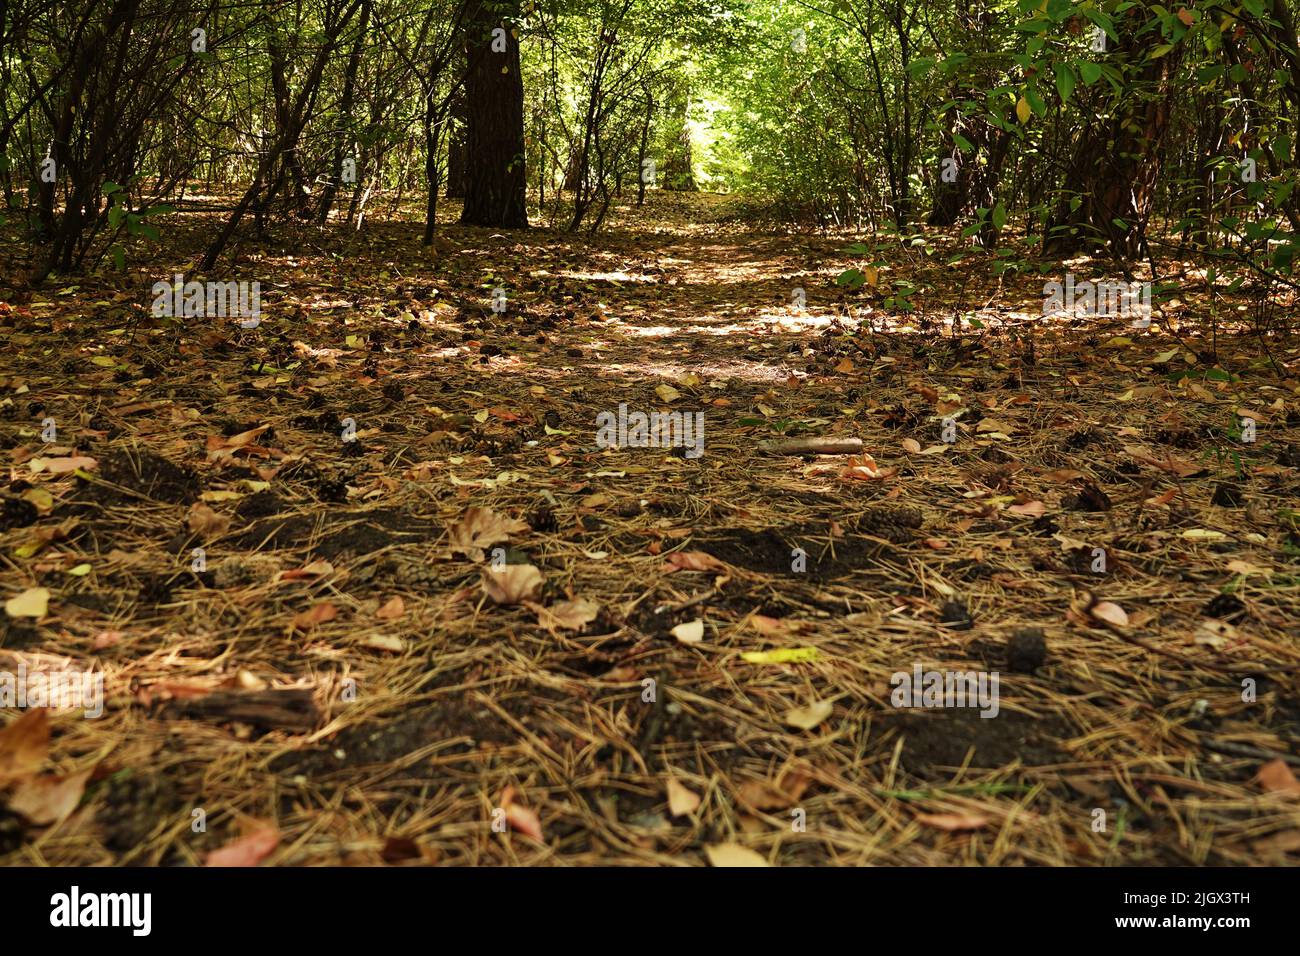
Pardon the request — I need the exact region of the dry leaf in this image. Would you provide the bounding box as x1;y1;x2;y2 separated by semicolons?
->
666;778;701;817
544;598;600;631
375;595;405;620
186;501;230;539
481;564;543;605
1089;601;1129;628
840;453;889;480
749;614;807;636
655;383;681;403
662;550;728;573
0;709;50;784
901;438;921;454
737;779;796;811
29;456;96;475
205;825;281;866
362;634;405;653
671;619;705;644
504;803;544;841
9;768;93;825
291;601;337;631
5;587;50;619
784;699;834;730
1255;759;1300;795
449;506;529;557
705;842;769;867
1008;500;1046;517
915;812;990;831
276;560;334;582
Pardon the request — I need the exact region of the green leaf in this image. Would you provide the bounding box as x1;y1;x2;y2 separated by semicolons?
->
1055;63;1076;103
1079;61;1103;86
992;201;1008;231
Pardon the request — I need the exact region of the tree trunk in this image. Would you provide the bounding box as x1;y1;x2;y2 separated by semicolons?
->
1046;33;1181;258
460;1;527;228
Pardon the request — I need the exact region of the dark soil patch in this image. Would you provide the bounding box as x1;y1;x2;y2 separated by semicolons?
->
697;525;898;582
632;695;747;775
235;514;319;552
94;770;183;856
84;449;200;504
882;707;1074;779
235;490;286;520
272;700;520;778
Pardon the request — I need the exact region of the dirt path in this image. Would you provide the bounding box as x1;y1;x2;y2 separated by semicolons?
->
2;193;1299;866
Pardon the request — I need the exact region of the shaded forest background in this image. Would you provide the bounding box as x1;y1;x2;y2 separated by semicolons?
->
1;0;1298;291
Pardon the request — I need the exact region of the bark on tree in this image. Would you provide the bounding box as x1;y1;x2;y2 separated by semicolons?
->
460;0;528;228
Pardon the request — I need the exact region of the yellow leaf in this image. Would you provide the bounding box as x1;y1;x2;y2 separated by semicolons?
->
5;587;50;619
741;647;820;664
655;383;681;403
1016;95;1031;124
66;564;92;577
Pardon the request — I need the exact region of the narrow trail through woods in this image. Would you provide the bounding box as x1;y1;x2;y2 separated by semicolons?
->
1;193;1298;867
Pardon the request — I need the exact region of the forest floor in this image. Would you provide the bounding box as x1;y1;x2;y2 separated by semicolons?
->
2;191;1300;866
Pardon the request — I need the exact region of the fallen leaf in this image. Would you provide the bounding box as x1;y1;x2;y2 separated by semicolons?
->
783;699;834;730
504;803;544;841
901;438;921;454
29;456;96;475
655;383;681;403
291;601;338;631
662;550;728;573
666;778;701;817
449;506;529;558
186;501;230;539
705;842;770;867
749;614;808;636
1008;500;1046;517
0;709;50;784
976;418;1013;434
668;619;704;645
205;825;281;866
544;598;600;631
275;560;334;582
5;587;50;619
481;564;543;605
915;812;990;831
9;768;93;825
1145;487;1178;507
1089;601;1129;628
375;596;405;620
840;453;889;480
740;647;820;664
1255;759;1300;795
362;634;405;653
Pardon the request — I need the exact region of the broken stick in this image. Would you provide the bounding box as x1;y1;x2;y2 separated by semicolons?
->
757;437;863;456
